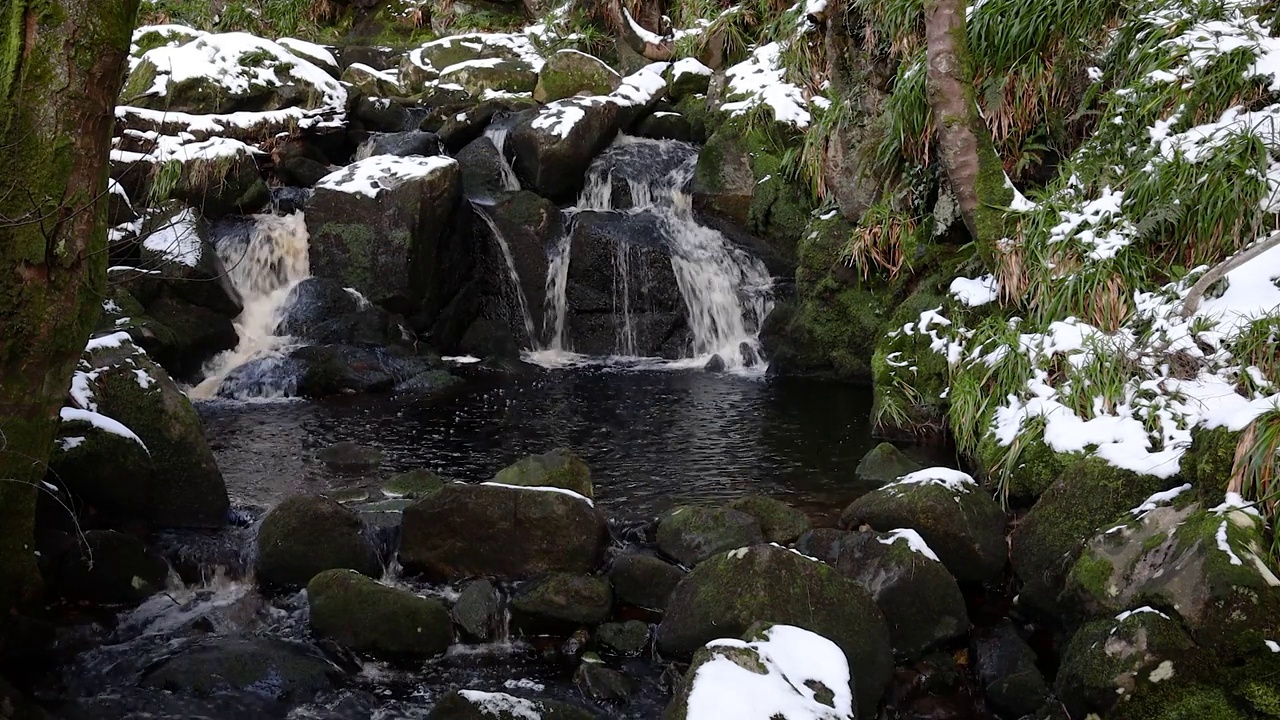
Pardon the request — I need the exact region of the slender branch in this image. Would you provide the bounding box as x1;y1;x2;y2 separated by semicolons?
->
1180;230;1280;317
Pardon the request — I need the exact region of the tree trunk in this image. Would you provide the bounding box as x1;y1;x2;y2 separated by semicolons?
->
923;0;1011;252
0;0;140;614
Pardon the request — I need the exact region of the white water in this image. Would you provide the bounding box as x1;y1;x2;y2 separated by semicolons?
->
475;205;537;346
189;212;310;399
532;136;773;370
483;125;522;192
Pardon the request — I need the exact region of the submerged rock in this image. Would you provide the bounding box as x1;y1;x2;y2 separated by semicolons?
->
307;569;452;658
254;495;382;591
596;620;650;655
317;441;384;471
399;483;608;580
657;506;765;567
511;573;613;627
656;543;892;718
427;690;595;720
493;448;593;498
726;495;811;544
141;637;341;702
606;552;685;611
382;469;445;499
840;467;1006;582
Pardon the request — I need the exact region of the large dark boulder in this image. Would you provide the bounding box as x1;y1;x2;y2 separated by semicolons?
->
55;530;169;605
607;553;685;611
726;495;811;544
355;130;443;159
141;637;341;702
133;204;244;317
510;98;623;201
973;622;1053;718
307;154;469;320
657;544;893;719
254;495;382;591
307;569;452;658
656;506;764;567
143;294;239;382
399;483;608;580
534;49;622;103
275;277;408;347
511;573;613;627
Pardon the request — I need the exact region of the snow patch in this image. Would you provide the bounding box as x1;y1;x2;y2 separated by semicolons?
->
480;482;594;507
60;408;148;452
877;528;941;562
314;155;457;198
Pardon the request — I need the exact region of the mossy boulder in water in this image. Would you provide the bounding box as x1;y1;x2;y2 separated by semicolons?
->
606;552;685;611
596;620;650;655
976;433;1077;505
493;448;592;498
382;469;444;499
427;690;595;720
307;569;452;658
726;496;811;544
316;441;384;471
142;637;341;702
534;49;621;103
399;483;608;580
840;468;1006;582
142;295;239;382
55;530;169;604
855;442;924;488
1010;457;1171;615
452;578;503;641
254;495;382;591
656;543;892;718
656;506;765;567
511;573;613;627
574;658;636;702
869;281;956;439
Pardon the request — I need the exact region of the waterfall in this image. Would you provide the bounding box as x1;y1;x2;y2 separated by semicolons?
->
536;135;773;369
189;212;310;399
474;204;537;346
483;124;521;192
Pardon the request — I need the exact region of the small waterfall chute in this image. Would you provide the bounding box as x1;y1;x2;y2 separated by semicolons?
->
473;202;538;347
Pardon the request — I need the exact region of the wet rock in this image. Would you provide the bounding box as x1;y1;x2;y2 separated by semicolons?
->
141;637;341;702
511;98;623;200
55;530;169;604
307;569;452;658
1010;457;1170;615
972;622;1051;717
276;277;408;347
254;495;382;591
794;528;849;565
493;448;593;498
290;345;433;397
573;657;636;702
635;111;694;142
170;144;270;220
355;129;443;159
457;136;510;201
317;441;384;471
738;341;760;368
142;295;239;382
382;469;445;499
133;204;244;317
399;483;608;580
596;620;649;655
434;98;537;151
727;495;811;544
840;467;1006;583
692;125;754;227
665;623;859;720
703;354;726;372
656;506;765;567
452;578;504;641
832;529;969;660
511;573;612;627
607;552;685;611
534;49;622;103
666;59;712;100
855;442;925;488
656;543;892;718
427;690;595;720
307;154;469;318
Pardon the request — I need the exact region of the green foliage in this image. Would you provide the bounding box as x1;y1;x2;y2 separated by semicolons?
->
1233;409;1280;558
140;0;348;40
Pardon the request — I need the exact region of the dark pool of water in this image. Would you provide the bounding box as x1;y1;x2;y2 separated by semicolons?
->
199;367;955;523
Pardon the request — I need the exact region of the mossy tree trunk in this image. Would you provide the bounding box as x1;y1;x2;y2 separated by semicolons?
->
923;0;1011;255
0;0;140;614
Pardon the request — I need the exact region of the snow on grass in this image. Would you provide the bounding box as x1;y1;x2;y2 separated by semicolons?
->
687;625;852;720
481;481;594;507
314;155;457;198
721;43;812;128
878;529;941;562
60;408;148;452
949;275;999;307
143;207;203;267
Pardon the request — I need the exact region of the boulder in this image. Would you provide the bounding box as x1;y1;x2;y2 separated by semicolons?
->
635;111;694;142
794;528;849;565
167;143;271;220
142;294;239;382
831;529;969;659
254;495;382;591
288;345;447;398
275;277;408;347
48;421;153;528
656;506;765;567
596;620;649;655
71;335;229;528
142;637;341;702
457;136;512;201
726;496;811;544
973;622;1052;718
277;37;340;78
341;62;403;97
55;530;169;604
399;483;608;580
691;125;754;227
452;578;504;641
439;58;539;96
355;130;444;159
573;657;636;701
656;543;892;718
382;469;445;499
135;205;244;317
307;569;452;658
407;33;542;78
1010;457;1170;614
307;154;468;318
511;97;622;200
855;442;924;488
351;94;413;133
607;552;685;611
840;467;1006;582
493;448;592;498
534;49;622;103
427;691;594;720
666;58;712;100
511;573;613;627
664;623;859;720
316;441;384;471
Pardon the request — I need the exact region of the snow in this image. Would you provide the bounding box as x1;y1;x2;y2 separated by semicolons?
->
455;691;541;720
623;7;666;46
142;207;203;267
805;0;829;14
58;436;86;452
530;99;592;139
443;355;483;364
878;529;941;562
277;37;337;70
60;408;148;452
314;155;457;198
1216;520;1244;566
481;481;594;507
949;275;999;307
722;43;812;128
1211;492;1263;518
440;57;508;74
413;33;545;72
1115;607;1170;623
503;678;546;692
1130;484;1192;516
86;332;135;352
1267;639;1280;652
671;57;712;81
347;62;400;85
888;467;976;494
686;625;852;720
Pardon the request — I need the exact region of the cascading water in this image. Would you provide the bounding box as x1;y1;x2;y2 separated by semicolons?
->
189;211;310;399
536;135;773;369
474;203;538;346
483;124;522;192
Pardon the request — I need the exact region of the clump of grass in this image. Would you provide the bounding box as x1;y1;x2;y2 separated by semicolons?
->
843;202;917;279
1230;408;1280;558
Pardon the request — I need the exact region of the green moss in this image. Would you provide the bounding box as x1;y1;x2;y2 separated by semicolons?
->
1182;425;1240;505
1238;680;1280;717
1068;553;1114;598
1114;684;1248;720
976;432;1077;505
307;569;452;657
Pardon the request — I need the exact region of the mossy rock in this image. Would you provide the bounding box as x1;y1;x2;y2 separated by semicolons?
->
671;93;720;143
656;506;765;567
574;658;637;702
131;25;205;57
48;421;154;528
382;469;444;499
492;448;592;498
596;620;649;655
855;442;925;488
511;572;613;627
254;495;382;591
691;124;753;226
427;690;595;720
840;470;1007;582
1181;425;1240;506
606;553;685;611
534;49;621;103
725;495;811;544
976;433;1078;506
141;637;340;700
438;58;538;97
452;578;502;641
634;111;694;142
307;569;452;658
171;148;271;220
317;441;384;471
55;530;169;605
745;131;813;262
341;62;403;98
1010;457;1170;616
666;59;712;100
143;295;239;382
1111;684;1251;720
656;543;892;719
869;281;955;439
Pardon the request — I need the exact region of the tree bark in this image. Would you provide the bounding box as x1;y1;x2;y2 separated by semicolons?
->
0;0;140;614
1180;231;1280;317
923;0;1011;251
